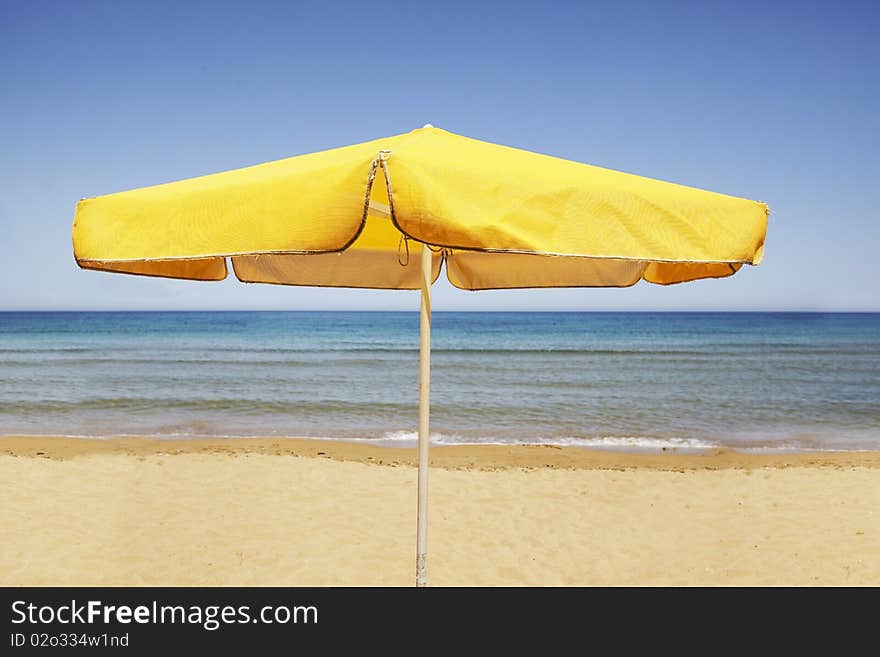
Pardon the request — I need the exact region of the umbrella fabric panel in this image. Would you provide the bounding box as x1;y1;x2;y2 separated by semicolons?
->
444;251;747;289
72;134;403;267
445;251;646;290
77;256;228;281
233;246;442;290
643;261;743;285
385;128;768;267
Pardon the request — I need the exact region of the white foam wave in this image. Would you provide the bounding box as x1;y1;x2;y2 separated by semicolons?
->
366;431;719;451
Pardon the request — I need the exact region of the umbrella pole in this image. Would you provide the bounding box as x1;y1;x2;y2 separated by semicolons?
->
416;244;431;587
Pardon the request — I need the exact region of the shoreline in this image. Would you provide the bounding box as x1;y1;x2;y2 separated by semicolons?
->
3;435;880;471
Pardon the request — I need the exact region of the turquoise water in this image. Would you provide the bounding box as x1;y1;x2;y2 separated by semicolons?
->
1;312;878;451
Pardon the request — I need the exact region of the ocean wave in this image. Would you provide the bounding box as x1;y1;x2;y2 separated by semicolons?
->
0;430;721;451
363;431;721;451
0;398;415;414
3;347;876;363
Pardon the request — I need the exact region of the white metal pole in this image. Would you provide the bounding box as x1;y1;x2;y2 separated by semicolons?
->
416;243;432;587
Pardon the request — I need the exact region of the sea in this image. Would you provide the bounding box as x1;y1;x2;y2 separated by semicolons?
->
1;311;878;452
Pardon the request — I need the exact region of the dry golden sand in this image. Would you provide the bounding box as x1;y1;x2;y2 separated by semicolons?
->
1;436;879;586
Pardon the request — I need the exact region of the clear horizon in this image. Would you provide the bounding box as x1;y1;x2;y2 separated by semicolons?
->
1;309;878;315
2;1;878;312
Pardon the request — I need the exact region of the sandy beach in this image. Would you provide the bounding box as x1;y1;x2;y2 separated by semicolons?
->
1;436;878;586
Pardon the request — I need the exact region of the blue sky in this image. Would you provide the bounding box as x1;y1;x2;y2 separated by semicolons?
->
1;0;878;311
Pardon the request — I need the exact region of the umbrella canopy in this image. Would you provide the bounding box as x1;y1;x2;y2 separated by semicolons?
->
72;125;769;586
73;125;767;287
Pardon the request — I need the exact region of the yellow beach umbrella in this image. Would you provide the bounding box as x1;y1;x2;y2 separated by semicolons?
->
72;125;768;585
